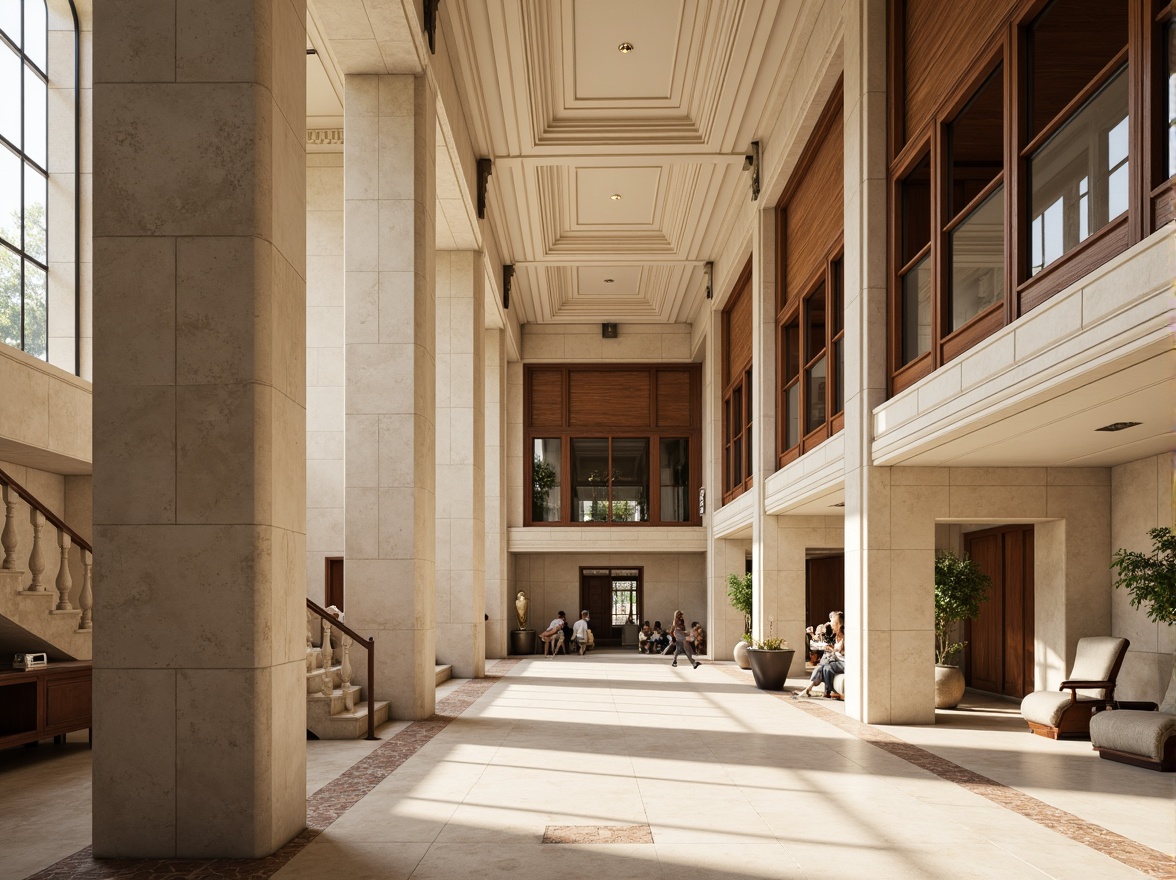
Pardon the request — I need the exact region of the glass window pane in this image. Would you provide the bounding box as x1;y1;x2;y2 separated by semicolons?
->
0;3;19;47
611;579;637;626
0;243;18;348
531;438;561;522
901;154;931;265
949;65;1003;219
784;384;799;449
806;355;826;433
23;64;45;168
0;44;20;149
23;162;44;261
0;144;19;247
830;259;843;334
805;285;825;363
833;339;843;416
571;438;610;522
950;185;1004;331
610;438;648;522
23;257;45;358
23;0;46;73
659;438;689;523
1168;22;1175;179
900;256;931;365
783;319;799;382
1029;67;1128;276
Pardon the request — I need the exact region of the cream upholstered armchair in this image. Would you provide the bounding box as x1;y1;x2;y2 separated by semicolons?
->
1020;637;1129;739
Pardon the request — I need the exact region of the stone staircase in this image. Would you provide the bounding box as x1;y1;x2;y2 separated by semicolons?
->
305;612;389;739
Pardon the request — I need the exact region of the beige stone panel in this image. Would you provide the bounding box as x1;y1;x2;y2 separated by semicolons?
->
271;387;306;535
46;378;92;462
307;385;344;434
175;664;305;857
379;75;414;116
93;237;175;386
175;237;272;386
860;627;892;723
347;344;415;414
94;83;272;238
1046;468;1110;486
889;548;935;631
0;355;48;449
307;430;343;461
948;467;1047;486
93;385;175;524
890;485;947;550
308;210;343;258
92;667;176;857
346;487;379;559
1032;520;1068;690
365;624;435;720
948;485;1047;519
93;0;175;84
379;271;417;344
1117;651;1172;704
94;523;279;668
345;201;379;272
890;467;949;486
308;161;344;206
890;629;935;724
959;329;1016;391
176;383;271;524
1014;292;1082;360
272;253;307;405
269;0;306;139
306;507;344;552
176;0;273;85
316;346;344;386
307;255;343;308
273;109;307;272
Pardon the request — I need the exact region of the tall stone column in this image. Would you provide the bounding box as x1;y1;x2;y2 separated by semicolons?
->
436;252;485;678
344;74;437;720
484;327;509;658
843;0;931;723
91;0;307;857
750;208;784;645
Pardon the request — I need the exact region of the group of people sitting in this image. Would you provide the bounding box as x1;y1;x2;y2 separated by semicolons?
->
637;619;705;657
539;610;593;657
795;610;845;699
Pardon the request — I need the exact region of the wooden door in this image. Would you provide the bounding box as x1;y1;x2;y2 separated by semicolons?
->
325;557;344;611
581;574;616;645
965;525;1034;697
805;554;845;627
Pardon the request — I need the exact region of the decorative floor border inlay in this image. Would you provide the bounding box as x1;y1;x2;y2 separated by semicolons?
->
24;660;520;880
542;825;654;844
720;666;1176;879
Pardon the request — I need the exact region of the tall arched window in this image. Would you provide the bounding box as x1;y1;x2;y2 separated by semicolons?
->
0;1;48;359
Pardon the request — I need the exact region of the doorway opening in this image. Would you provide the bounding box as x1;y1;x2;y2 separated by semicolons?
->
325;557;344;611
964;524;1035;698
579;567;643;647
805;551;844;659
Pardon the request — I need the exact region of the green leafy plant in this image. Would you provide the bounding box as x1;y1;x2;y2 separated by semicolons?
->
531;457;557;520
1111;527;1176;625
727;572;753;634
934;550;991;665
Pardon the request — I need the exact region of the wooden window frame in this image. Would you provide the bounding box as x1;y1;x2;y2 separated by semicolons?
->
888;0;1162;397
524;364;702;527
722;263;754;504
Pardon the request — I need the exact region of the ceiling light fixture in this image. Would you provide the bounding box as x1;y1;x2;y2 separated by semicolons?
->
610;193;622;200
603;278;615;283
1096;421;1142;432
618;42;634;53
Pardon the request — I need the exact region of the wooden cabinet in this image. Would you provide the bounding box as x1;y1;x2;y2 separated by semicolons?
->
0;661;92;750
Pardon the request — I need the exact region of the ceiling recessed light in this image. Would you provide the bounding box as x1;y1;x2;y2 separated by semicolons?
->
618;42;634;54
1096;421;1142;432
610;193;622;200
603;278;615;283
831;502;845;507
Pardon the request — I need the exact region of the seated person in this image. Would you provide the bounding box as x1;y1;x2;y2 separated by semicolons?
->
540;612;568;657
571;611;591;655
690;622;705;655
650;621;669;654
806;614;837;662
796;611;844;697
638;621;653;653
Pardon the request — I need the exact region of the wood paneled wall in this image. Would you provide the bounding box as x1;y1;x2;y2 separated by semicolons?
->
724;265;753;386
526;365;701;432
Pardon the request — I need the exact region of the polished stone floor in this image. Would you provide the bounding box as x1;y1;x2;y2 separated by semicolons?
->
3;654;1173;879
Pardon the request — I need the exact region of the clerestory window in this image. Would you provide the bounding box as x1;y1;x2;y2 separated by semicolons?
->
0;1;48;359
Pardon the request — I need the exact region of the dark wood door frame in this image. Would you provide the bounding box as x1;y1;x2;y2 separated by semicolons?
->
964;524;1034;698
325;557;344;611
579;566;643;646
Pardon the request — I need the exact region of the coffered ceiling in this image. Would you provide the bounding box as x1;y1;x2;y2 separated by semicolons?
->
307;0;810;326
444;0;805;325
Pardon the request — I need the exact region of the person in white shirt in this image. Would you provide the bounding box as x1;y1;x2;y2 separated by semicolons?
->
571;610;591;655
541;612;567;657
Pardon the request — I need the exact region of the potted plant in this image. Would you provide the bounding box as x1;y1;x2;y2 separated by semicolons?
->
934;550;991;709
1112;527;1176;711
727;572;753;669
747;619;794;690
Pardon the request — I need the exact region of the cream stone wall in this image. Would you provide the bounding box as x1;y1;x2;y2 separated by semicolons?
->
513;552;707;647
521;323;693;362
0;342;92;472
1111;454;1175;704
305;152;345;605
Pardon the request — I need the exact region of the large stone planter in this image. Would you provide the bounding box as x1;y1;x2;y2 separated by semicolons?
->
732;639;751;669
935;664;966;708
510;630;537;656
748;648;795;690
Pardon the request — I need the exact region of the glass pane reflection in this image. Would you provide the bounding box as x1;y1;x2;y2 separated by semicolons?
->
950;185;1003;331
531;438;561;522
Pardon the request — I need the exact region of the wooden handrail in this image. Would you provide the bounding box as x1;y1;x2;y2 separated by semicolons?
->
306;597;378;741
0;466;92;554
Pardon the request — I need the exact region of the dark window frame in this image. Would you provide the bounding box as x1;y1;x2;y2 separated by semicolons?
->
722;263;754;503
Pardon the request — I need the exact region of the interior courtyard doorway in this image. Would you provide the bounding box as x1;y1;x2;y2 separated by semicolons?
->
325;557;344;610
806;551;845;633
964;525;1035;698
579;567;642;646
